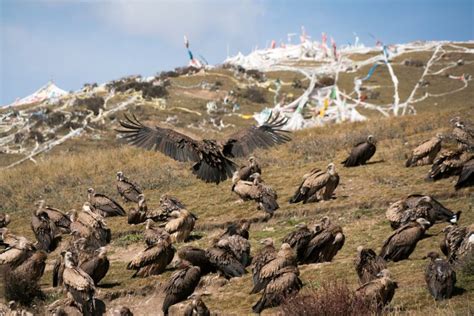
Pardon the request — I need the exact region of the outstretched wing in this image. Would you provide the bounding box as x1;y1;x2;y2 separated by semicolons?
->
117;114;202;163
222;112;291;158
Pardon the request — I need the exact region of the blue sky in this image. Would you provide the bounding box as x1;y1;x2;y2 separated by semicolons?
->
1;0;472;105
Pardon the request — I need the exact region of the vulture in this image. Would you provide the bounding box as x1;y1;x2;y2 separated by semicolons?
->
127;231;175;277
289;163;339;204
440;224;473;263
342;135;377;167
70;203;111;247
424;252;456;300
111;306;134;316
35;200;71;234
302;217;345;264
80;247;110;285
427;149;472;181
164;208;196;243
385;194;461;229
116;171;142;203
87;187;126;217
251;238;277;290
220;220;251;240
232;173;279;216
455;158;474;189
218;234;251;267
160;194;187;213
281;223;313;263
451;119;474;150
380;218;431;262
63;251;96;315
144;219;168;246
31;209;61;252
206;238;246;279
162;265;202;316
354;246;387;285
405;133;442;167
128;194;148;224
11;249;47;282
0;232;35;266
234;156;262;181
355;269;398;310
252;265;302;314
183;294;210;316
177;246;215;275
0;212;11;228
52;251;67;287
251;243;296;294
117;112;290;184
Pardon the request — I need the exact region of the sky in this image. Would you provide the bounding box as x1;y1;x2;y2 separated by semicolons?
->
0;0;472;105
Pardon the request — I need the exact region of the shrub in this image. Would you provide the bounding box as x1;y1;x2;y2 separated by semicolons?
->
242;87;266;103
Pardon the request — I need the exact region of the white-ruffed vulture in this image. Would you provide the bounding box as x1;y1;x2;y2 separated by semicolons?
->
235;156;262;182
35;200;71;234
164;208;196;243
31;209;61;252
206;238;246;279
0;212;10;228
87;187;126;217
302;217;345;264
251;238;277;290
342;135;376;167
354;246;387;285
290;163;339;204
405;133;442;167
355;269;398;310
455;158;473;190
116;171;143;203
281;223;313;263
232;173;279;216
117;112;290;184
440;224;473;263
427;149;472;181
162;265;202;316
385;194;461;229
424;252;456;300
380;218;431;262
80;247;110;285
183;294;210;316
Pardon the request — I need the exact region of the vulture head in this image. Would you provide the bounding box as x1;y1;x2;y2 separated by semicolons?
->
327;163;337;175
3;214;10;226
249;156;258;166
97;247;108;258
435;132;443;140
356;245;364;254
138;194;146;206
250;172;263;184
367;135;376;144
240;219;251;231
259;238;274;246
280;243;292;251
320;216;331;228
64;251;75;268
34;199;46;209
111;306;133;316
82;202;94;213
87;187;96;198
217;238;230;248
69;210;78;222
116;171;124;181
18;236;34;250
145;218;154;230
416;218;431;230
295;223;308;230
376;269;391;279
423;252;440;261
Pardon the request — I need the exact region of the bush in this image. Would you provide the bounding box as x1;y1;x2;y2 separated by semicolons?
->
242;87;266;103
281;281;378;316
4;267;44;306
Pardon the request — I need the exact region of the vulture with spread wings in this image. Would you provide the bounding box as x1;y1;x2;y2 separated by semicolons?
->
117;113;290;184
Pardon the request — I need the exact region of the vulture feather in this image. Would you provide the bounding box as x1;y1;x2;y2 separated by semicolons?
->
162;266;202;316
424;252;456;300
183;294;210;316
281;223;313;263
405;134;442;167
427;149;472;181
116;171;142;203
35;200;71;234
206;239;246;279
88;188;126;217
79;247;110;285
455;158;474;190
440;224;473;263
232;173;278;215
342;135;377;167
0;212;11;228
355;246;387;284
178;246;215;275
31;209;61;252
251;238;277;290
356;269;398;310
290;163;339;204
302;217;345;264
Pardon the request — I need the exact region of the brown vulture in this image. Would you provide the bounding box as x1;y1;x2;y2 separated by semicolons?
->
0;212;11;228
440;224;473;263
177;246;215;275
160;194;187;213
63;251;96;315
79;247;110;285
127;231;175;277
426;149;472;181
206;238;246;279
252;265;302;314
405;133;442;167
451;119;474;150
162;265;202;316
289;163;339;204
70;203;111;247
183;294;210;316
302;217;345;264
0;232;35;266
87;187;126;217
385;194;461;229
116;171;143;203
232;173;279;216
251;238;277;291
342;135;376;167
117;112;290;184
218;234;251;267
34;200;71;234
355;269;398;310
354;246;387;285
164;208;196;243
424;252;456;300
31;209;61;252
234;156;262;181
281;223;314;263
11;249;47;282
220;220;251;240
128;194;148;224
455;158;474;190
144;219;168;246
111;306;134;316
380;218;431;262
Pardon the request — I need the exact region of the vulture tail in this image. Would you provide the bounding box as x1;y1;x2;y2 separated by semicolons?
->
405;156;415;167
289;185;308;204
261;195;279;213
455;169;473;190
252;296;267;314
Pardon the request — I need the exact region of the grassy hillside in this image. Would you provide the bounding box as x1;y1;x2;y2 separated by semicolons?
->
0;44;473;315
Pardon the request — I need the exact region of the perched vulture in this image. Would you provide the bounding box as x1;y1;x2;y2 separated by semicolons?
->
160;194;187;213
354;246;387;285
111;306;134;316
355;269;398;310
251;243;296;294
63;251;96;315
302;217;345;264
220;220;251;240
232;173;279;216
424;252;456;300
0;233;35;266
405;133;442;167
427;149;472;181
162;265;202;316
177;246;215;275
281;223;313;263
206;238;246;279
440;224;474;263
87;187;126;217
35;200;71;234
455;158;474;190
128;194;148;224
164;208;196;243
11;249;47;282
144;219;168;246
342;135;377;167
380;218;431;262
80;247;110;285
385;194;461;229
117;112;290;184
183;294;210;316
218;234;251;267
31;209;61;252
127;231;175;277
70;203;111;247
289;163;339;204
0;212;11;228
251;238;277;290
451;119;474;150
52;251;67;287
234;156;262;181
252;265;302;314
116;171;142;203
